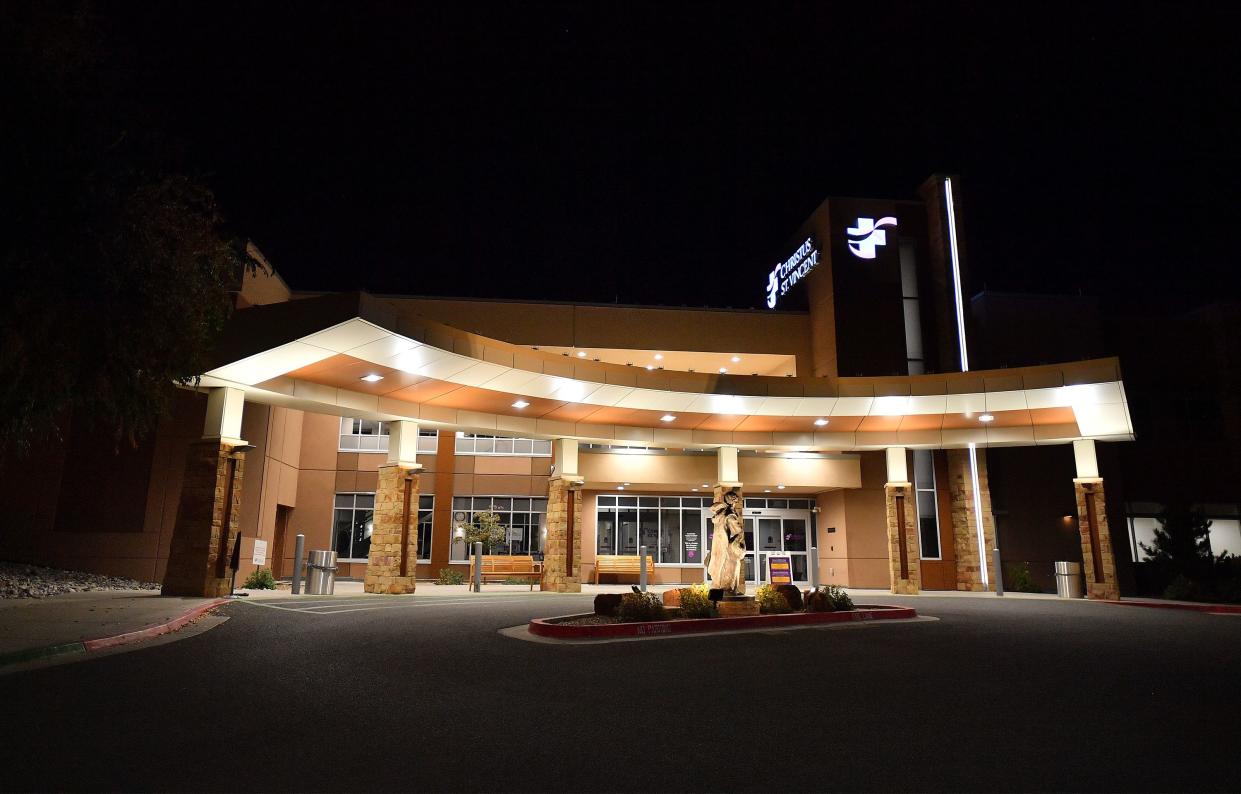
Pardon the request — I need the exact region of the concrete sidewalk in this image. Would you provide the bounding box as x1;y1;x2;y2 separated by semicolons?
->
0;590;226;665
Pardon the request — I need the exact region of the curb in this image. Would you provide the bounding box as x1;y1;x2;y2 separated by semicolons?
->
529;604;918;639
0;598;230;670
1103;599;1241;615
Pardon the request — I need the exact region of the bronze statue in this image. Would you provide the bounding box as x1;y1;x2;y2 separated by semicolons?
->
705;489;746;595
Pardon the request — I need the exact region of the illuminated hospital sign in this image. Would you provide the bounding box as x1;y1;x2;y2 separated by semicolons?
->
846;216;897;259
765;237;819;308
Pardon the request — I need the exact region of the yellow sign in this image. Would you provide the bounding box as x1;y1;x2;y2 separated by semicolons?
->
769;556;793;585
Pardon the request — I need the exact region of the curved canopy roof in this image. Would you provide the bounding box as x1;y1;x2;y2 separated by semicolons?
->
198;292;1134;451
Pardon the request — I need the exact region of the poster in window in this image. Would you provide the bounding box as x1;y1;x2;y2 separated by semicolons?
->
684;531;699;562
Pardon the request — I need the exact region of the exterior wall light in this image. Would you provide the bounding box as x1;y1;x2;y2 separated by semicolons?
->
360;374;384;382
511;400;530;409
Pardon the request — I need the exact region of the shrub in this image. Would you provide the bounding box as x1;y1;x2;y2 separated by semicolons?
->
805;585;854;612
678;584;714;618
436;568;464;585
594;593;623;617
617;591;667;622
775;584;803;611
242;567;276;590
756;584;791;614
1163;574;1205;602
1005;562;1041;593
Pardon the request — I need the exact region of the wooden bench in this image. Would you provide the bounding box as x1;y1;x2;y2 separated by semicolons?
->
467;555;544;590
593;554;657;585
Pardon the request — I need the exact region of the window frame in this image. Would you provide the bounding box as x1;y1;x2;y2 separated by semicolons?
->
454;432;552;457
338;418;438;454
449;495;549;562
594;494;709;567
913;449;942;560
332;491;434;563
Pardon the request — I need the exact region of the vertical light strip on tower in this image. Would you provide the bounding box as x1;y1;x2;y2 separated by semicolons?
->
945;176;989;589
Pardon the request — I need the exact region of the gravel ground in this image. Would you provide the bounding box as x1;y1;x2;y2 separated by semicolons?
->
0;561;160;599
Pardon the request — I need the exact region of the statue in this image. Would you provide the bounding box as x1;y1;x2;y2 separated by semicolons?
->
705;489;746;595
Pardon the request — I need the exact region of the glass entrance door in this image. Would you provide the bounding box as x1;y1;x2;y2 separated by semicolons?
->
705;503;813;586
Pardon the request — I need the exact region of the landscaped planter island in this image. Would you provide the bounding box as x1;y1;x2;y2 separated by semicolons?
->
529;604;918;639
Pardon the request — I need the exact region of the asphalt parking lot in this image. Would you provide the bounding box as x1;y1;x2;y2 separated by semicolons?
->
2;593;1238;793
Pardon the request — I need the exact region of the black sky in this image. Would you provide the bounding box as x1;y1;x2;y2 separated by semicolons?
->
98;1;1241;311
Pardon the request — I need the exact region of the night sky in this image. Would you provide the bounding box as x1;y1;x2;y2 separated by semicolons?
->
96;2;1241;311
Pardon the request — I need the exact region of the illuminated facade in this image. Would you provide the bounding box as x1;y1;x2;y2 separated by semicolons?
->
0;175;1137;598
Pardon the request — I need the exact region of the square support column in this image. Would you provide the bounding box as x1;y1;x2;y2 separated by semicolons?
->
543;476;583;592
162;439;247;597
364;464;421;594
885;484;921;594
947;447;997;592
1075;478;1119;600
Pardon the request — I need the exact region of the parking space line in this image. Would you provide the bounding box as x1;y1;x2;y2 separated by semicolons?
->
237;596;556;615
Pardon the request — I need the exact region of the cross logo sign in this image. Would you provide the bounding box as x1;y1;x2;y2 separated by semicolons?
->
846;216;898;259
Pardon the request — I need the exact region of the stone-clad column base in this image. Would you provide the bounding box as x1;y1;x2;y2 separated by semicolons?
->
947;448;997;592
364;464;420;594
885;484;921;595
1075;478;1119;600
163;440;246;597
543;477;583;592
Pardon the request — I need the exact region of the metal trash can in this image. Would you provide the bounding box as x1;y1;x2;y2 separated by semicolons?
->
305;550;338;595
1054;561;1083;598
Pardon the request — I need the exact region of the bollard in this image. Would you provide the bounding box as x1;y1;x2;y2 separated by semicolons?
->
809;546;820;589
473;542;483;593
639;545;648;592
993;548;1004;596
291;533;305;595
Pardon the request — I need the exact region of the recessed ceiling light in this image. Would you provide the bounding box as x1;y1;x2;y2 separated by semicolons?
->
979;413;995;423
691;488;698;492
654;353;663;361
617;485;625;490
764;488;772;493
511;400;530;409
623;482;630;486
731;356;741;363
645;364;654;370
660;414;676;422
718;367;728;374
577;351;587;357
814;418;828;426
777;484;786;490
700;483;710;488
360;374;384;382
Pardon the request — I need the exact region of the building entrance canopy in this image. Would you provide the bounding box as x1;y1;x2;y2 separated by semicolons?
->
197;292;1133;452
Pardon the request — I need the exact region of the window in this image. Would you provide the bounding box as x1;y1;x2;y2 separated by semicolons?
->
332;493;374;561
913;450;941;559
595;495;708;565
338;419;438;454
454;433;552;456
333;493;434;562
450;496;548;560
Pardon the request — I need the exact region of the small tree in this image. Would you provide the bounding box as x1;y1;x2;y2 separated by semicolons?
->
1139;503;1214;577
462;510;508;555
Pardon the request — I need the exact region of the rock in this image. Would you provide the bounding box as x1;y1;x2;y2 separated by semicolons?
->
0;561;160;599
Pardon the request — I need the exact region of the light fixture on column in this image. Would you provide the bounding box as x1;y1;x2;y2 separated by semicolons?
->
814;418;828;426
360;374;384;382
511;399;530;409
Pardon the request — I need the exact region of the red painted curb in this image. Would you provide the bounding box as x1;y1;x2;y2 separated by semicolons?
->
529;604;917;639
1102;599;1241;615
81;598;231;652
